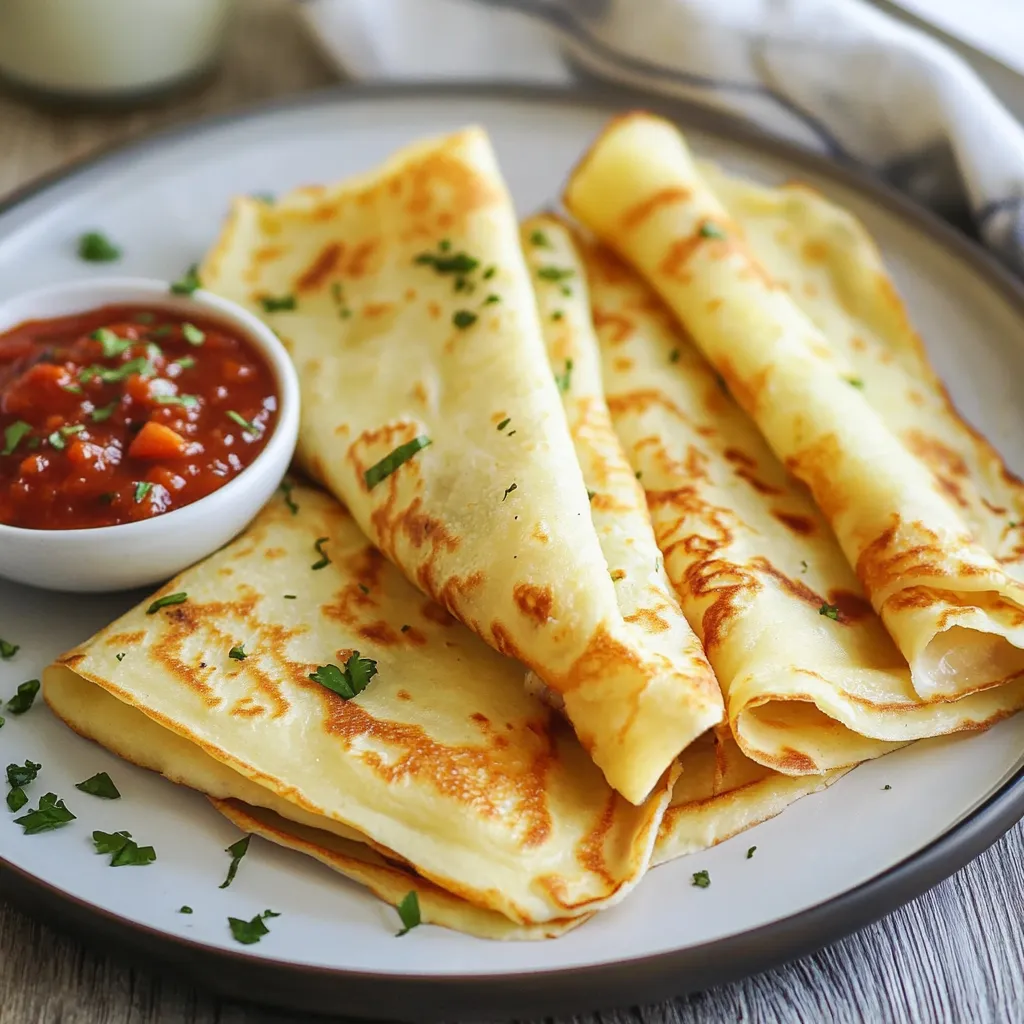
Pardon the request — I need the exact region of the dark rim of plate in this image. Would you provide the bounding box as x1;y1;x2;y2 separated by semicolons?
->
2;81;1024;1022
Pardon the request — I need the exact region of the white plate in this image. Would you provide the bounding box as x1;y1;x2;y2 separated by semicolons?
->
2;84;1024;1020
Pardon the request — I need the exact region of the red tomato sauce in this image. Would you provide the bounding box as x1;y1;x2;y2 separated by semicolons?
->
0;304;278;530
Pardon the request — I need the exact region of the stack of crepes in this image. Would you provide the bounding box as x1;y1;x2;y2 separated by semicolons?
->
44;116;1024;939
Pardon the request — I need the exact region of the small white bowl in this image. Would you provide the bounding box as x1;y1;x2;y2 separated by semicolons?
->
0;277;300;592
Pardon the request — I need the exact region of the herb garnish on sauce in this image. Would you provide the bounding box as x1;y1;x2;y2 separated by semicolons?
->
76;772;120;799
226;410;261;436
220;835;251;889
2;421;31;456
78;232;122;263
309;652;378;700
133;481;153;504
395;891;421;936
364;436;432;490
147;592;188;615
182;323;205;345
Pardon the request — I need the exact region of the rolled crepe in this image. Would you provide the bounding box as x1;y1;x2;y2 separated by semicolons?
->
201;126;723;804
535;216;1024;772
565;113;1024;703
45;485;674;928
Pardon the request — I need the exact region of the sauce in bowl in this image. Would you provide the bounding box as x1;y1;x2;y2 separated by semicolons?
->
0;304;278;530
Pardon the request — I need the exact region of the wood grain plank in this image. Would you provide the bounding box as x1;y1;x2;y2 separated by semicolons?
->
0;2;1018;1021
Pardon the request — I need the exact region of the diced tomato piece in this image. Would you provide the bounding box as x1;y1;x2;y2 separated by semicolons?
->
127;421;187;459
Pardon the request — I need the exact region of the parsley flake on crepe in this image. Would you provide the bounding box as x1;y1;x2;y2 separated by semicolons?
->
14;793;75;834
259;294;296;313
220;835;251;889
819;603;840;621
311;536;331;570
75;772;120;799
364;436;432;490
309;652;378;700
395;891;421;936
147;592;188;615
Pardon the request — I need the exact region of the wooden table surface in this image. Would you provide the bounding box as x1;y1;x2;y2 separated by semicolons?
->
2;3;1024;1022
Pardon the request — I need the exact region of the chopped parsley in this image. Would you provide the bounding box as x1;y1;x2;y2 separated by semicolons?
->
883;784;892;791
172;355;196;371
453;310;478;329
134;481;153;504
77;231;122;262
154;393;199;408
502;483;517;502
179;906;193;914
92;328;132;358
115;652;126;662
483;294;501;306
75;772;120;799
311;536;331;570
90;402;119;423
819;603;840;621
309;652;378;700
554;358;573;393
329;281;353;320
358;584;370;595
279;479;299;515
228;910;276;945
228;644;247;661
587;489;596;502
2;421;31;456
7;760;41;789
669;349;681;363
400;624;411;633
80;356;154;384
259;294;296;313
226;410;261;436
284;595;296;600
63;383;83;395
6;679;40;715
496;417;511;431
133;312;156;325
170;264;201;295
47;424;84;450
746;846;757;859
699;221;726;239
691;869;711;888
364;436;432;490
0;639;18;660
800;560;809;573
219;835;250;889
844;376;865;389
182;322;205;345
395;890;421;936
146;592;188;615
536;266;574;283
14;792;75;834
6;789;27;812
529;229;551;248
93;829;156;867
413;248;479;276
483;265;496;280
551;310;564;321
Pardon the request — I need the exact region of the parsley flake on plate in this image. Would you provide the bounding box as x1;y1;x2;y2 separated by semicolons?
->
364;436;432;490
75;772;120;799
0;639;18;660
7;760;41;789
93;829;156;866
220;834;251;889
259;294;296;313
228;910;277;945
1;422;31;457
691;869;711;888
146;592;188;615
883;784;892;791
15;792;75;834
229;644;247;661
179;906;193;914
819;603;840;621
170;264;201;295
311;536;331;571
6;679;40;715
6;788;27;813
309;652;378;701
78;231;122;262
395;890;421;937
747;846;757;859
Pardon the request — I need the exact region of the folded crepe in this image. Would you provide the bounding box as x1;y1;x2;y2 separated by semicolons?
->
565;113;1024;704
45;482;832;939
199;126;723;804
45;484;675;935
559;219;1024;770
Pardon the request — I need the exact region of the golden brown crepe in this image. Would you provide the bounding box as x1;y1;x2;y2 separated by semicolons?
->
568;225;1024;772
565;112;1024;705
199;126;723;804
44;485;674;928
